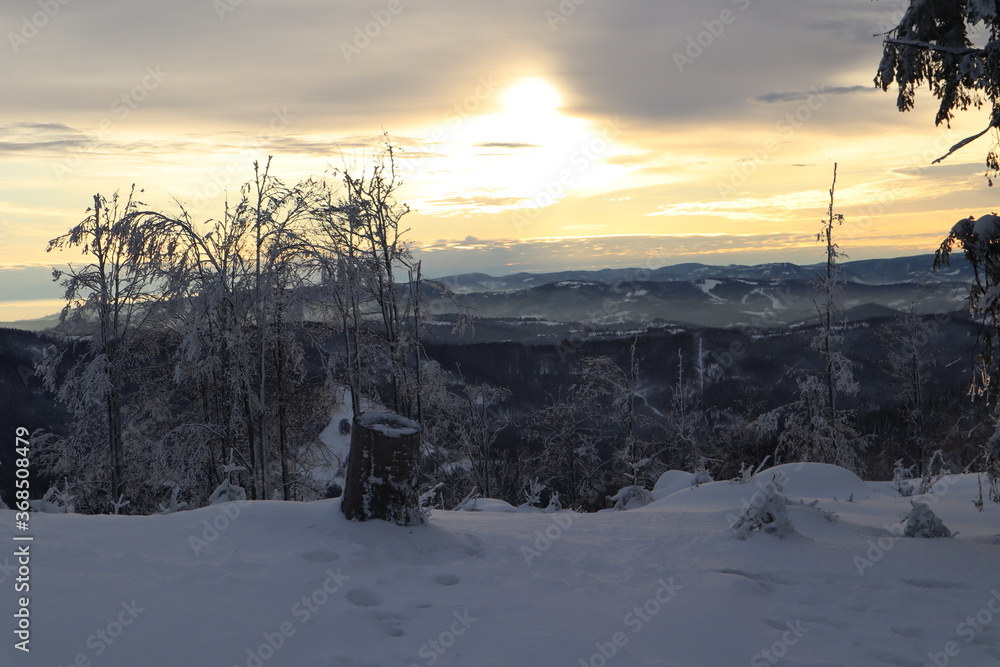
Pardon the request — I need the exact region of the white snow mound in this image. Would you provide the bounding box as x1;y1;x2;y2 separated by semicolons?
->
755;462;873;500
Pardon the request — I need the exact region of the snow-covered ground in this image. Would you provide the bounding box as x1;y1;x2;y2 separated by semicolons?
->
4;464;1000;666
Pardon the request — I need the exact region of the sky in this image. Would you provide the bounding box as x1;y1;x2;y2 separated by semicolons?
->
1;0;998;318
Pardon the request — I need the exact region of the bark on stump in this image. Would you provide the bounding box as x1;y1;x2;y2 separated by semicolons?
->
341;411;422;525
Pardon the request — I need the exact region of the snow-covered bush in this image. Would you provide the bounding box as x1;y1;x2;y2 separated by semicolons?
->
521;478;546;509
158;481;188;515
609;485;653;511
918;450;949;496
692;464;713;487
209;452;247;505
731;477;797;540
31;480;76;513
892;459;915;497
454;487;481;511
902;501;952;538
544;491;562;513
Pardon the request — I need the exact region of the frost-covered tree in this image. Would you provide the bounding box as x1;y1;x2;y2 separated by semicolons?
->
875;0;1000;182
525;394;602;509
878;299;937;474
135;162;327;502
768;168;866;471
936;213;1000;500
38;188;166;511
574;342;662;491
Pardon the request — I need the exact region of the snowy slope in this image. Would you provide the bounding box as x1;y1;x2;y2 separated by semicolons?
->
3;464;999;667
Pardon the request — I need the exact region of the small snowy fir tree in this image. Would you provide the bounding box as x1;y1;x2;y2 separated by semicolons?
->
902;501;952;538
209;450;247;505
731;474;798;540
609;485;654;511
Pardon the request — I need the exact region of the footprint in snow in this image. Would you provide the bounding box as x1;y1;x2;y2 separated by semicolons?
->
346;587;382;607
432;573;460;586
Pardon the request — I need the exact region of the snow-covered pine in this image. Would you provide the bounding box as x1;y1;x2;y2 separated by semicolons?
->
902;500;952;538
875;0;1000;181
609;485;654;511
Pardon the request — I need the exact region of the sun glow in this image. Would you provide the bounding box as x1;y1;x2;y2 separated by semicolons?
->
500;78;562;114
403;77;634;220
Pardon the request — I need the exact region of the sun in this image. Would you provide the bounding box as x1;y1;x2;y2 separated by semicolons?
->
500;78;562;114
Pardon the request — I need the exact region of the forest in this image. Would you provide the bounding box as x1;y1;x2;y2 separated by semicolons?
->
4;150;998;517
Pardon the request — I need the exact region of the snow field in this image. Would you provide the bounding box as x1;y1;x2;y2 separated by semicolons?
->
2;463;999;666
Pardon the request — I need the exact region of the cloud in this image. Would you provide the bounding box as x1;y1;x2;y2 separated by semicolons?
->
751;85;875;104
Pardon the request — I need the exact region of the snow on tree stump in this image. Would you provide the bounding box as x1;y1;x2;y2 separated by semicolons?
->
341;410;422;526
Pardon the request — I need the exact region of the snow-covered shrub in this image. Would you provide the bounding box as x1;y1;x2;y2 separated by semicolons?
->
692;464;713;487
544;491;562;513
732;457;771;485
209;452;247;505
609;485;653;511
902;501;952;538
158;481;188;515
892;459;915;497
454;487;481;511
918;450;949;496
731;477;797;540
521;478;546;509
31;480;76;513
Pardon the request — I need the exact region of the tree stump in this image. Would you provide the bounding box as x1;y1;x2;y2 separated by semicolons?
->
341;410;422;525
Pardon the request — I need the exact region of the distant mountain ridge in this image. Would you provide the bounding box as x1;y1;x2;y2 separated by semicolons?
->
434;254;971;294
